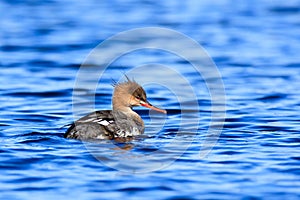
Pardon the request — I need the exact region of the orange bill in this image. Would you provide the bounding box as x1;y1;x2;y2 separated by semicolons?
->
141;102;167;114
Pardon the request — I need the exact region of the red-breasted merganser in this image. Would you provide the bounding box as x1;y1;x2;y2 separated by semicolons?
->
64;79;166;140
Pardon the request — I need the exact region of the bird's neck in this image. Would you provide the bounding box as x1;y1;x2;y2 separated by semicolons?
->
112;92;144;133
112;106;144;133
112;106;140;121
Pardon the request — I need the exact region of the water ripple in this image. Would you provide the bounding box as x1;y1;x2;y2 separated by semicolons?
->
1;0;300;199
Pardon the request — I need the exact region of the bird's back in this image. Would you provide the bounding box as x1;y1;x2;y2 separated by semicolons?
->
64;110;117;140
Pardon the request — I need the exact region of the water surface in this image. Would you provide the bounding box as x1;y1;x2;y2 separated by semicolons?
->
1;0;300;199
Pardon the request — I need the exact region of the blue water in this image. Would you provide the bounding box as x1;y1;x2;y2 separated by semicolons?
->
1;0;300;199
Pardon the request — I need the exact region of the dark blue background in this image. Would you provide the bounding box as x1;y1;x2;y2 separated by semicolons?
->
1;0;300;199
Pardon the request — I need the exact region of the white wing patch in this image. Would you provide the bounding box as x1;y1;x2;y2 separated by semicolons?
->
78;117;113;126
78;118;95;123
98;120;110;126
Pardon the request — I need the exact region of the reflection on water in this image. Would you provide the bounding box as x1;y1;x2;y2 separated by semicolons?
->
1;0;300;199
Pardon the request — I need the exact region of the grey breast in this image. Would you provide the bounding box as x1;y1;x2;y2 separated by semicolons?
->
112;110;144;137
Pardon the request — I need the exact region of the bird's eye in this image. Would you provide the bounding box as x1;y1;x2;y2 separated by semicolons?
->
135;95;146;102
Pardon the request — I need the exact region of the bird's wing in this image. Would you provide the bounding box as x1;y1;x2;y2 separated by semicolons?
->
64;110;117;140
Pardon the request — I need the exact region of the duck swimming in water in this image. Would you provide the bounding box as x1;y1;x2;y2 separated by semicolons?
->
64;79;166;140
